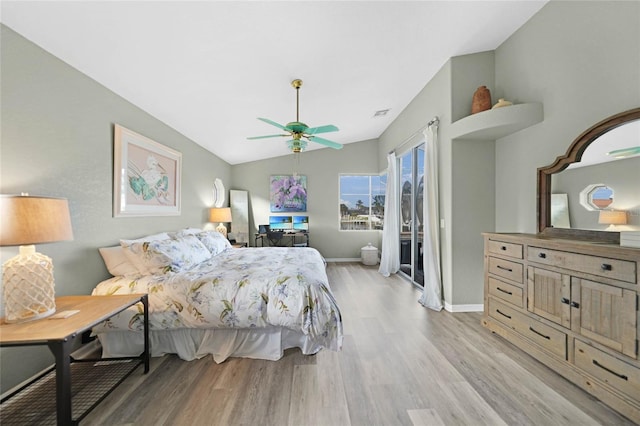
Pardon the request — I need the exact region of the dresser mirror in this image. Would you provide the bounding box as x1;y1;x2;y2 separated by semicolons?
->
537;108;640;242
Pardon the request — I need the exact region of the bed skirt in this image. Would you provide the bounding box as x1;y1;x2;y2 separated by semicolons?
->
97;327;322;363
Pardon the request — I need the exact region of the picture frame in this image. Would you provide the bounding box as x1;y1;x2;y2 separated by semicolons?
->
270;175;307;212
113;124;182;217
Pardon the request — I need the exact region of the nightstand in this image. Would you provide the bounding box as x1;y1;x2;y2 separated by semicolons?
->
231;242;248;248
0;294;149;425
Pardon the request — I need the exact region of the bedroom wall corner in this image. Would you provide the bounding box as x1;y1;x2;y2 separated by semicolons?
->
230;139;380;260
0;24;231;391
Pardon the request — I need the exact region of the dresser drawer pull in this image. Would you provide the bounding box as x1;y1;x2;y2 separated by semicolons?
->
538;252;547;259
600;263;612;271
496;265;513;272
592;360;628;381
496;309;512;319
570;301;580;309
528;326;550;340
561;297;570;305
500;246;507;251
496;287;513;295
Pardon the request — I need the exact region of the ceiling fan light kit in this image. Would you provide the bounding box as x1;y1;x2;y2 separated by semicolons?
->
248;79;343;153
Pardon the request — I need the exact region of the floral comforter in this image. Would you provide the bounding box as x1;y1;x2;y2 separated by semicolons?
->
92;247;342;351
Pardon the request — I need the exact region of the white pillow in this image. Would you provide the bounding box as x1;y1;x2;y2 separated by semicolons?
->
168;227;202;238
195;230;232;256
98;246;139;276
120;232;171;246
119;232;171;274
121;234;212;275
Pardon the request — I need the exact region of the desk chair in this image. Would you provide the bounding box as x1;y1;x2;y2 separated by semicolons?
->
267;231;284;246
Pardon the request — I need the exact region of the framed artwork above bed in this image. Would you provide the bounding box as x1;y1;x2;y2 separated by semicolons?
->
113;124;182;217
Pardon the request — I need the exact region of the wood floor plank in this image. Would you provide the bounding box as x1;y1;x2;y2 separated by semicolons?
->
407;408;446;426
81;262;635;425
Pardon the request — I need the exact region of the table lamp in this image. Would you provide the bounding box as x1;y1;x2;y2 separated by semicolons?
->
209;207;232;239
0;195;73;323
598;210;627;230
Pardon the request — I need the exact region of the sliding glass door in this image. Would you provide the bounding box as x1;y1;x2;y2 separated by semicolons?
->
398;144;425;286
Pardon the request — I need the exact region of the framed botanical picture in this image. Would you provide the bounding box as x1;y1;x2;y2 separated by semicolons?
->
113;124;182;217
270;175;307;212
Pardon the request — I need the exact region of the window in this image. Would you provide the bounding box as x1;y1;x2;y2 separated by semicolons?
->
339;174;386;230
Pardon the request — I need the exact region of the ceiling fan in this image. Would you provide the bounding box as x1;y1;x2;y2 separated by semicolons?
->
248;79;342;153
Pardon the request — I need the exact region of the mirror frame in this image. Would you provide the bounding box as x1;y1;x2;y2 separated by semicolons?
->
537;107;640;243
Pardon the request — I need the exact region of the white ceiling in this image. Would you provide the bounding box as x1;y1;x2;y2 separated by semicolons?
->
1;0;548;165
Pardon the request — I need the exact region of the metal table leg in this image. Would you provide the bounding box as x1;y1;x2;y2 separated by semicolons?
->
48;337;74;425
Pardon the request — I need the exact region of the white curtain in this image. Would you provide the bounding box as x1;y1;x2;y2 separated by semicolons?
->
419;121;443;311
378;152;400;277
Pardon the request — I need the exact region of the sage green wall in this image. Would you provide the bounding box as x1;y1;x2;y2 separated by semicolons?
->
377;59;454;304
0;25;231;391
450;52;495;308
378;51;496;309
494;1;640;233
377;1;638;310
231;139;381;259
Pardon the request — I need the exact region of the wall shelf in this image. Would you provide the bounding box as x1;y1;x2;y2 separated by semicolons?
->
450;102;543;140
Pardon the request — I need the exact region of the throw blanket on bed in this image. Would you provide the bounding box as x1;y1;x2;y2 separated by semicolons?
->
92;247;342;351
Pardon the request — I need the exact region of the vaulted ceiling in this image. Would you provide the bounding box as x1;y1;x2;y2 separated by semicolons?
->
1;1;547;164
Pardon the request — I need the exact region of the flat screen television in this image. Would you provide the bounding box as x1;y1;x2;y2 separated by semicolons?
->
269;216;292;230
293;216;309;231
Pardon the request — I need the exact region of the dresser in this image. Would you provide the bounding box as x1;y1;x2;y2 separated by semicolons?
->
482;233;640;422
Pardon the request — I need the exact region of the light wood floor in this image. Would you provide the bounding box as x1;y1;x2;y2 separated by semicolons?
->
84;262;634;425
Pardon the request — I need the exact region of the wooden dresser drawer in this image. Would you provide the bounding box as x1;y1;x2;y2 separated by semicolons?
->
574;340;640;401
489;298;566;358
488;257;523;283
528;246;636;284
488;240;523;259
488;277;523;307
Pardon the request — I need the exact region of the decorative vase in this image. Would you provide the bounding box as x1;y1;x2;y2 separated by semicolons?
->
471;86;492;114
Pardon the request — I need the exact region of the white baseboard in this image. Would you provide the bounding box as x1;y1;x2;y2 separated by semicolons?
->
444;302;484;313
325;258;362;263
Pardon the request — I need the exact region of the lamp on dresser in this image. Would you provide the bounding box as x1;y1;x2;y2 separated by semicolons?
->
598;209;627;230
209;207;232;239
0;194;73;323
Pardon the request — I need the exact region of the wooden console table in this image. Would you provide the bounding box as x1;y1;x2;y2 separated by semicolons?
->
0;294;149;425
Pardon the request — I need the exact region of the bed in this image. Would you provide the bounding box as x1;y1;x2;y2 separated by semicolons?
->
92;229;343;363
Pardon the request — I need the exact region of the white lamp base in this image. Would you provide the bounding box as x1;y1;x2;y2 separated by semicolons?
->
216;223;228;239
2;245;56;323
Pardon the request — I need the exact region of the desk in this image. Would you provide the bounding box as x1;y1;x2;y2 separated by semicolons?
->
0;294;149;425
255;232;309;247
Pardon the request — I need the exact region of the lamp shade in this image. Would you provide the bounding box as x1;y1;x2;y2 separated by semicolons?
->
209;207;232;223
0;195;73;246
598;210;627;225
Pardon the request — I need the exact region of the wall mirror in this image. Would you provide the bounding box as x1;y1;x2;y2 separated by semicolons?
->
537;108;640;242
